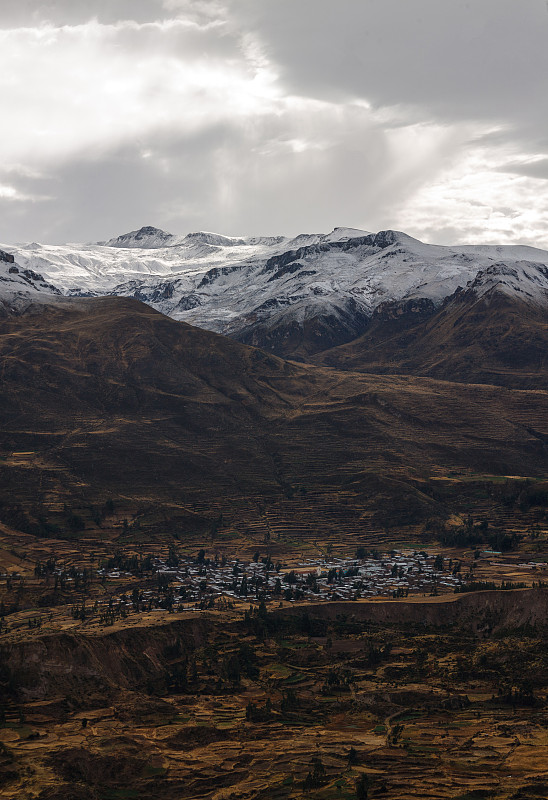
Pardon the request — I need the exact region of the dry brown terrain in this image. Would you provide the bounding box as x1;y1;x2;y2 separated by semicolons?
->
2;592;548;800
315;290;548;390
1;297;548;798
1;297;548;546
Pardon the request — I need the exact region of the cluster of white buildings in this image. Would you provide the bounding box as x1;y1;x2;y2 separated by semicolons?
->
96;550;467;611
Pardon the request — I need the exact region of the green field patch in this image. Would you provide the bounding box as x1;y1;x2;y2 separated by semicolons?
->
142;765;167;777
392;711;424;723
279;716;317;727
278;639;308;649
283;672;306;685
268;663;293;678
3;724;35;739
407;744;439;753
214;529;241;541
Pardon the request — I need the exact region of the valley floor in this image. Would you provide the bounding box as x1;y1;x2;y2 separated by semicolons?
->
2;593;548;800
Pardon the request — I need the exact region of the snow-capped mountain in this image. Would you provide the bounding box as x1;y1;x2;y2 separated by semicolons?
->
465;260;548;305
0;247;61;315
1;225;548;356
103;225;177;249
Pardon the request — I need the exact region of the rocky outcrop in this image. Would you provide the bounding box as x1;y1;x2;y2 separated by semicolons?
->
0;615;210;701
0;248;15;264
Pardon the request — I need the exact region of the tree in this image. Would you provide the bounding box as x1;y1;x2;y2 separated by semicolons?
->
68;514;85;532
167;545;179;567
238;643;259;679
102;498;115;516
356;773;369;800
346;746;358;765
222;655;241;685
303;756;326;791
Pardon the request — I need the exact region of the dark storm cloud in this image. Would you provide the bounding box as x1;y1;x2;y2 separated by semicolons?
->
227;0;548;131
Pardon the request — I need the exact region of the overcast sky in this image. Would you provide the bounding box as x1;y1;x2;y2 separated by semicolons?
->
1;0;547;246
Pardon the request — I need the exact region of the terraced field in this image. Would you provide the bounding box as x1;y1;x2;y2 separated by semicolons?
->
2;595;548;799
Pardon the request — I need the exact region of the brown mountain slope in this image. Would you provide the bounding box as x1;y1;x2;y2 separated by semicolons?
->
314;290;548;389
1;296;548;541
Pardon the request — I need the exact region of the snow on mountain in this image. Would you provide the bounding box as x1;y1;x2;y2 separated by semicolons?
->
1;226;548;355
465;261;548;305
0;247;61;314
323;226;372;242
103;225;175;248
103;227;249;249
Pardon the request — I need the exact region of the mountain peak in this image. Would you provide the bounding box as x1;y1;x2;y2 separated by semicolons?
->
183;231;246;247
104;226;174;248
323;227;371;242
368;229;422;248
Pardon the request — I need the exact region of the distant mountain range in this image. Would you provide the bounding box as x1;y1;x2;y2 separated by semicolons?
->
1;224;548;540
1;225;548;372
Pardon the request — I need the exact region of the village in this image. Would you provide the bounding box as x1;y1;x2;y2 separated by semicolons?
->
92;548;485;616
2;544;544;634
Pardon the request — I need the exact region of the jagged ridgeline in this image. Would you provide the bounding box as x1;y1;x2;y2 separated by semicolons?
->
1;226;548;368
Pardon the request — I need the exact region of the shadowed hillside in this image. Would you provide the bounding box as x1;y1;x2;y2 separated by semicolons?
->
315;288;548;389
0;296;548;542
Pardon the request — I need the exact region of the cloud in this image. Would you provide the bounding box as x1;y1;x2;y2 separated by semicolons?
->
0;0;547;247
500;157;548;181
395;142;548;248
0;18;263;169
226;0;548;137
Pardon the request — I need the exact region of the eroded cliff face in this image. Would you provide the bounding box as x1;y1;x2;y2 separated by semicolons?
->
3;591;548;702
274;589;548;635
1;614;210;701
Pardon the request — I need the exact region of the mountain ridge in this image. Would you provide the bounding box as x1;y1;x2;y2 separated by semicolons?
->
315;269;548;388
1;225;548;362
2;294;548;543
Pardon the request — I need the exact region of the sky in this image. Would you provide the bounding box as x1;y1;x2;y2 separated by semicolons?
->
1;0;548;246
